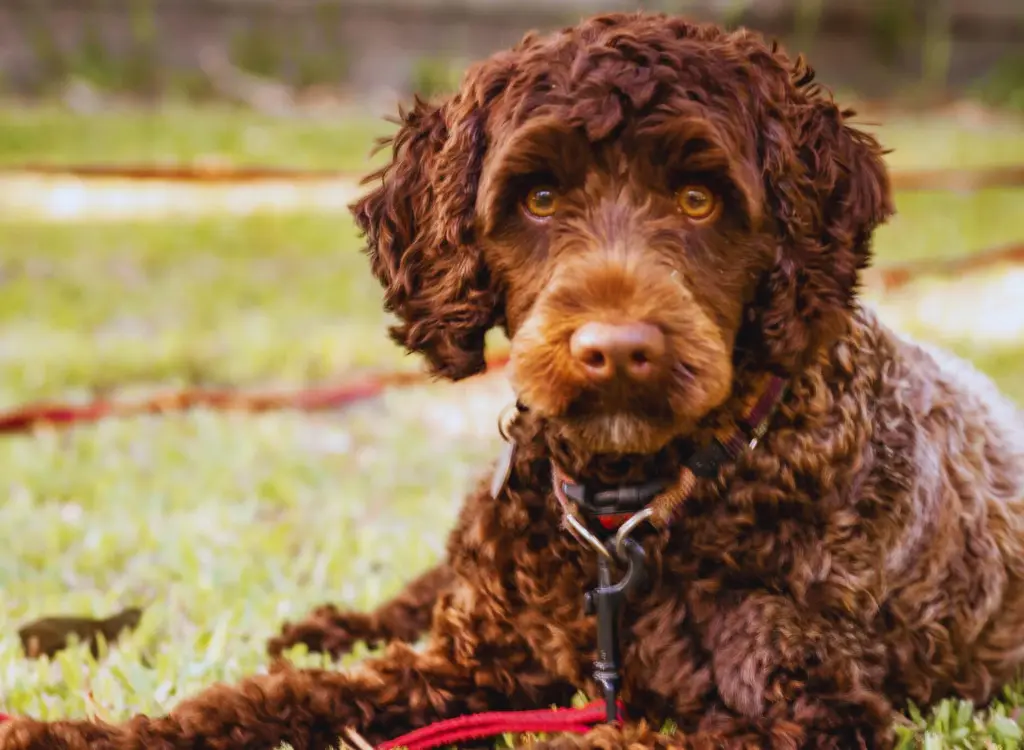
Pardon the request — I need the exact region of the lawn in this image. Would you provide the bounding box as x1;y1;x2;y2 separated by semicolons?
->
0;104;390;172
0;105;1022;750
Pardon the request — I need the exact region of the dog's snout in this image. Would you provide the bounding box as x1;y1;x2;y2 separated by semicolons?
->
569;321;666;383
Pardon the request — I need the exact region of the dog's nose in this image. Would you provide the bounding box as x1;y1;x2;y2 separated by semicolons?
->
569;321;666;383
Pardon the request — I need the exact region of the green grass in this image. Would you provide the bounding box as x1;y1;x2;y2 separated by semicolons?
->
0;213;407;409
0;103;391;171
874;187;1024;264
860;113;1024;170
0;107;1022;749
0;389;501;723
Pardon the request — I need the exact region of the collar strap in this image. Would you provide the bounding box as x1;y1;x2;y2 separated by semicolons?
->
553;374;788;537
552;462;667;532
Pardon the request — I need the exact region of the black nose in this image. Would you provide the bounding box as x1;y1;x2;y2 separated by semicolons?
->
569;321;666;383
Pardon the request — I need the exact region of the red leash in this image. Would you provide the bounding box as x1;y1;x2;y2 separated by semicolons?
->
0;354;510;436
0;703;616;748
373;700;620;750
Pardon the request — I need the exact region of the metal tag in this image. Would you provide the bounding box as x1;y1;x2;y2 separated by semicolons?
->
489;440;516;499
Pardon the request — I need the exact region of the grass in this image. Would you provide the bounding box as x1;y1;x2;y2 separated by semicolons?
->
0;213;404;409
858;112;1024;170
0;103;391;172
0;106;1022;749
0;385;505;723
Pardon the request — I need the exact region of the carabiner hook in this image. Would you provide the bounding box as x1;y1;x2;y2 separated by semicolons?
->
565;511;614;561
583;536;647;724
613;506;653;562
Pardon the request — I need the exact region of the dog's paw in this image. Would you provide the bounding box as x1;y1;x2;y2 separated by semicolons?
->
266;605;363;659
712;646;771;719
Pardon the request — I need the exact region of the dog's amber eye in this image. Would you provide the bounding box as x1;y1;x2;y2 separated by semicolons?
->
676;185;716;220
524;186;559;218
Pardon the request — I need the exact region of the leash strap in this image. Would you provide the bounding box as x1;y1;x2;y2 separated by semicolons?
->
0;705;615;749
374;700;622;750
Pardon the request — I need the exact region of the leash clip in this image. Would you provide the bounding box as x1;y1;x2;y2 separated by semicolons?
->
583;537;646;723
565;511;614;561
612;506;653;562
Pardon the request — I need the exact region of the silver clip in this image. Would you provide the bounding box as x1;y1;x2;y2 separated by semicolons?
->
613;506;654;562
564;511;613;561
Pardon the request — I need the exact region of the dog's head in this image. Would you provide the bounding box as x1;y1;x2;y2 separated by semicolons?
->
352;13;892;455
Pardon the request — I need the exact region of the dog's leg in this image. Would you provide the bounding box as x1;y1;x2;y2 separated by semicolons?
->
517;715;873;750
0;636;522;750
0;571;569;750
689;592;894;749
267;563;452;658
518;722;686;750
519;704;883;750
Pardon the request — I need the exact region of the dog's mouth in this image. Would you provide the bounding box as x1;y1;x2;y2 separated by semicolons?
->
517;374;698;456
556;410;681;455
510;338;729;455
563;371;683;418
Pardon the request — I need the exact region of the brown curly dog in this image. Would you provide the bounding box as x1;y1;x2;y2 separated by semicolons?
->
4;11;1024;750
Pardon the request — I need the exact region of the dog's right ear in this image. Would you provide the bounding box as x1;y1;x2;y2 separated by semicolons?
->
350;95;497;381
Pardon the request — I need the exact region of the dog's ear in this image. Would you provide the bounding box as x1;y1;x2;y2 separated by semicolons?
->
350;94;497;381
757;63;893;371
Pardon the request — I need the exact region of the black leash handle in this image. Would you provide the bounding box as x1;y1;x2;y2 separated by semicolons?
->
583;537;646;723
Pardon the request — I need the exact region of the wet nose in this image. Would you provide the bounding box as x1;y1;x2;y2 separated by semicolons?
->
569;321;666;383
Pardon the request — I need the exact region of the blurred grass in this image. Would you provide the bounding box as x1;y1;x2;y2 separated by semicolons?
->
0;214;406;409
859;113;1024;170
875;186;1024;264
0;104;391;171
952;342;1024;403
0;107;1022;750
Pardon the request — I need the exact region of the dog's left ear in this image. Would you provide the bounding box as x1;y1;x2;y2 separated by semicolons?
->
350;90;499;381
758;70;894;371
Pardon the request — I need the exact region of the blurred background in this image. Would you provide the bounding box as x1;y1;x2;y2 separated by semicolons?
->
0;1;1022;745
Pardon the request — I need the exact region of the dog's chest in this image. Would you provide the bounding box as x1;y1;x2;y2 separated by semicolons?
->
506;536;695;690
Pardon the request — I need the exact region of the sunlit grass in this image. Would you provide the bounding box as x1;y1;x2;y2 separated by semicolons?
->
0;103;390;172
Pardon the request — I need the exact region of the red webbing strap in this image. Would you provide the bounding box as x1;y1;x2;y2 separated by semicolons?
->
0;703;613;748
0;705;613;747
376;700;618;750
1;701;619;745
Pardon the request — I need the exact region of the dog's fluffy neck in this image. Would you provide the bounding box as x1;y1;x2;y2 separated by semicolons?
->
508;368;778;489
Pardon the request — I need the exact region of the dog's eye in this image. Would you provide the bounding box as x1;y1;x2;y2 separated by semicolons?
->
523;186;559;219
675;185;716;221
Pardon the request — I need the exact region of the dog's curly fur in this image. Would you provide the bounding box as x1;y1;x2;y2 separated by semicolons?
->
4;12;1024;750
